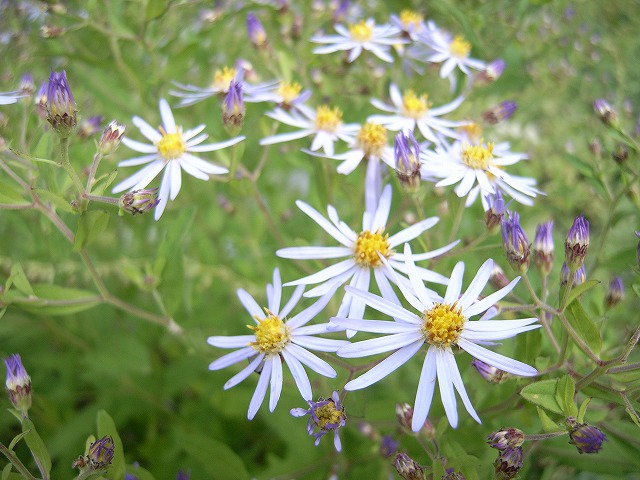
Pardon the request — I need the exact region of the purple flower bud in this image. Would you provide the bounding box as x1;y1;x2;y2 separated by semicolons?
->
394;452;425;480
489;264;510;290
118;188;160;216
4;354;31;414
222;80;245;135
494;445;523;479
566;418;606;454
99;120;126;155
87;435;115;470
472;358;509;383
533;220;554;275
394;130;421;193
604;276;624;309
443;469;465;480
176;471;190;480
380;435;399;458
19;73;35;97
246;13;267;48
478;59;505;83
501;211;530;272
565;215;589;271
593;99;617;126
290;391;346;452
612;143;628;164
482;101;517;125
485;191;509;234
77;115;103;139
487;428;525;450
561;262;586;286
46;70;77;136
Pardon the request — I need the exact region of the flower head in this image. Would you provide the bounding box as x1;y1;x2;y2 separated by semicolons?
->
487;428;525;450
494;445;523;479
4;354;31;413
567;417;606;454
331;245;539;429
246;13;267;48
482;101;517;125
501;211;531;273
394;130;422;193
46;70;77;136
222;80;245;135
77;115;103;139
118;188;160;216
291;391;347;451
593;99;617;126
87;436;115;470
472;358;509;383
477;59;506;83
394;452;425;480
565;215;589;271
390;10;426;40
605;276;624;309
208;269;348;420
112;98;244;220
485;191;509;234
533;221;554;275
248;81;311;113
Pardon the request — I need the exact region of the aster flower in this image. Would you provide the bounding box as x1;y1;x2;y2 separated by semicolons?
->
394;130;424;193
421;138;541;209
112;98;244;220
416;28;486;80
260;104;359;156
331;244;539;430
290;391;347;451
277;185;457;333
310;18;404;63
4;354;31;413
564;215;589;271
207;269;349;420
46;70;77;135
0;89;27;105
605;276;624;309
246;13;268;48
567;418;607;454
368;83;467;143
533;220;554;275
390;9;427;41
247;80;312;112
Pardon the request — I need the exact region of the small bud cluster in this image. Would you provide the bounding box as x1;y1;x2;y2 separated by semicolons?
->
488;428;525;479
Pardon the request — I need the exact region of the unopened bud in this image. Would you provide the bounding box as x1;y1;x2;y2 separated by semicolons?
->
118;188;159;216
564;215;589;271
566;417;606;454
490;265;510;290
612;144;628;164
482;101;517;125
222;80;244;136
501;211;530;273
19;73;36;98
87;435;114;470
494;446;523;479
77;115;103;139
443;469;465;480
604;276;624;309
561;262;586;286
98;120;126;155
472;358;509;383
487;428;525;450
588;138;602;157
396;402;414;433
485;191;508;234
533;220;554;276
46;70;77;137
593;99;617;126
380;435;398;458
246;13;268;48
394;131;421;193
40;25;64;38
478;59;505;84
394;452;425;480
4;354;31;414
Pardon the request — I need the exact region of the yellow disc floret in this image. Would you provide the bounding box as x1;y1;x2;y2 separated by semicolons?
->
354;229;392;267
421;302;466;347
315;105;343;132
399;10;423;30
277;81;303;105
313;400;345;429
449;35;471;59
212;66;237;92
348;20;373;42
248;312;291;354
462;141;494;170
402;90;430;119
156;128;187;160
357;123;388;157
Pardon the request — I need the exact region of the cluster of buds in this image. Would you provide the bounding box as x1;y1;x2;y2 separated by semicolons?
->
393;452;425;480
222;81;245;135
564;215;589;272
72;435;114;472
4;354;31;415
290;391;347;452
118;188;160;216
501;211;530;273
482;101;517;125
533;221;554;276
46;70;77;137
394;131;422;194
488;428;525;479
566;417;607;454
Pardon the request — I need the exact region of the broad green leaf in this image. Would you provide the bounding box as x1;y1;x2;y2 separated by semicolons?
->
73;210;110;252
177;429;249;480
555;375;578;417
563;280;600;309
32;188;75;213
21;419;51;478
566;301;602;354
97;410;126;480
146;0;169;20
537;406;563;433
6;263;34;296
1;464;11;480
520;379;563;414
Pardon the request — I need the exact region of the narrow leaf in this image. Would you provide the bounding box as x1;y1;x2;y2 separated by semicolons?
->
555;375;578;417
21;419;52;477
537;406;564;433
73;210;110;252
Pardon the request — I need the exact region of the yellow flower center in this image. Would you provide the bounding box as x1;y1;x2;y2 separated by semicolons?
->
449;35;471;59
421;302;466;347
402;90;430;119
156;128;186;160
462;142;494;170
277;81;302;104
211;66;237;92
354;229;392;267
248;312;291;354
313;400;345;429
357;123;388;157
399;10;423;29
460;122;482;143
348;20;373;42
314;105;343;132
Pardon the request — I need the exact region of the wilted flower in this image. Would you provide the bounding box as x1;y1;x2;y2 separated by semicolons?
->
98;120;126;155
290;391;347;451
87;435;115;470
605;276;624;309
4;354;31;414
46;70;77;136
246;13;267;48
77;115;103;139
487;428;525;450
533;221;554;275
567;418;606;454
501;211;530;272
494;445;523;479
482;101;517;124
472;358;509;383
593;99;617;126
394;452;425;480
118;188;160;216
394;130;422;193
222;80;245;135
565;215;589;271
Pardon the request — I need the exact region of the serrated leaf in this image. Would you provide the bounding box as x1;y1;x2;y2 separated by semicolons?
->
177;429;249;480
566;301;602;353
7;263;34;296
564;280;600;309
21;419;51;477
96;410;126;480
520;379;563;414
73;210;110;252
32;188;75;213
537;406;563;432
555;375;578;417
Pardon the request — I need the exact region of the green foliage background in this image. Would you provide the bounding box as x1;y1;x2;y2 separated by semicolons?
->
0;0;639;478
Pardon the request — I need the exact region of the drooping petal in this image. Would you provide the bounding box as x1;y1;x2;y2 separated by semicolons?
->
247;357;272;420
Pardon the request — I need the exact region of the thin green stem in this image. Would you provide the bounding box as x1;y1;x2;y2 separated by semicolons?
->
85;152;103;193
59;137;85;198
523;431;567;441
609;362;640;374
448;194;467;243
557;310;601;364
521;274;561;353
0;442;39;480
83;194;119;205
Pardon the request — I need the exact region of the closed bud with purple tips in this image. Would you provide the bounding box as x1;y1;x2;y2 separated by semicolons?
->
593;99;617;127
478;59;505;83
19;73;35;98
4;354;31;414
566;417;606;454
77;115;103;139
118;188;160;216
490;264;510;290
561;262;586;286
379;435;398;458
247;13;268;48
87;435;115;470
565;215;589;271
222;80;245;136
46;70;77;137
98;120;126;155
604;276;624;309
494;445;523;479
394;130;421;193
485;191;509;234
533;221;554;276
443;469;465;480
394;452;425;480
501;211;530;273
35;81;48;119
487;428;525;450
482;101;517;125
472;358;509;383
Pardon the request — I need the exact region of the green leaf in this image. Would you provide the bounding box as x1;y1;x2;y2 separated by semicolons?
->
520;379;563;414
564;280;601;309
8;431;30;451
21;419;51;478
145;0;169;20
0;177;29;205
18;284;101;315
96;410;126;480
577;397;592;423
564;153;596;179
177;429;249;480
633;284;640;299
6;263;34;296
73;210;110;252
1;463;12;480
32;188;75;213
566;301;602;354
125;465;156;480
537;406;563;433
92;169;119;196
555;375;578;417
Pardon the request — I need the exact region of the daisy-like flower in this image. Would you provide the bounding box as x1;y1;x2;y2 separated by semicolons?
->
389;9;427;41
112;98;244;220
290;391;347;451
207;269;349;420
277;184;457;332
331;244;540;430
421;138;541;209
0;89;27;105
310;18;404;63
368;84;467;143
418;28;486;79
247;80;312;113
260;104;359;156
170;65;276;107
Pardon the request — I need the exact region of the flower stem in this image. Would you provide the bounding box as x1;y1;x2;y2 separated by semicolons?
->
59;136;85;199
0;442;39;480
523;431;567;441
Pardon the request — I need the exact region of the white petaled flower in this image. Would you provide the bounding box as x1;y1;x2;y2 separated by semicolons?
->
421;29;486;79
277;185;458;335
112;98;244;220
420;138;541;209
246;80;312;113
207;269;349;420
389;9;427;41
0;90;27;105
260;104;359;156
310;18;405;63
170;65;277;107
331;244;540;430
368;83;467;143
